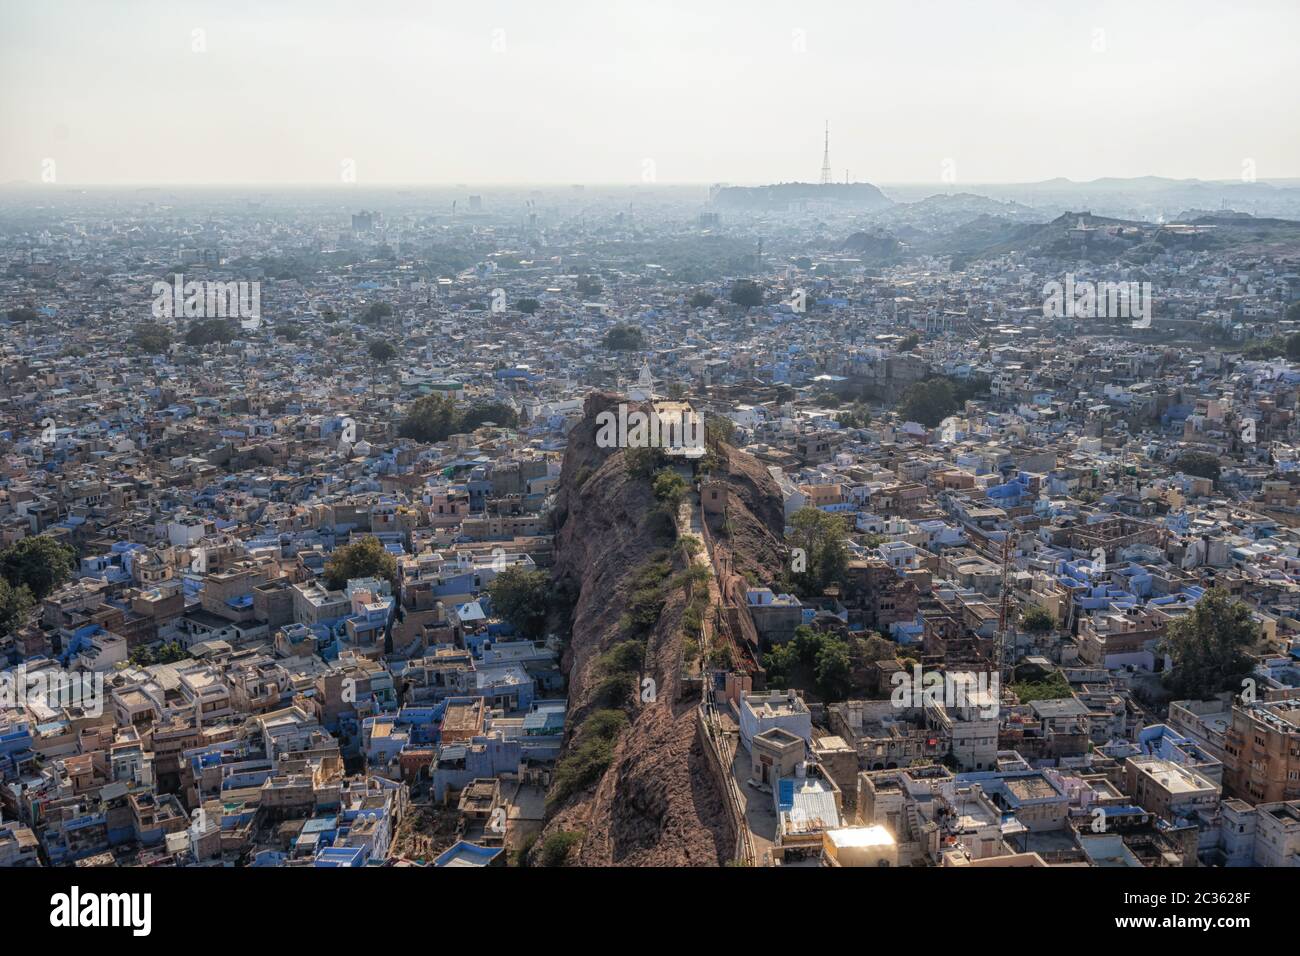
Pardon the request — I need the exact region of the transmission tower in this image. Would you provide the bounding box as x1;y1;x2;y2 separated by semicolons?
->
820;121;832;185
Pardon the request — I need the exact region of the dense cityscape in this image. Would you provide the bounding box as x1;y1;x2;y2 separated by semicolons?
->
0;4;1296;937
2;174;1299;874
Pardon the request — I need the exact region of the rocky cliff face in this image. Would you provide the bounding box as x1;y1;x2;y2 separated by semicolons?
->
540;392;729;865
539;394;791;865
702;438;787;588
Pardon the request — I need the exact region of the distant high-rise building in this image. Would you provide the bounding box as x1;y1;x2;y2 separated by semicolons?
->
352;210;374;233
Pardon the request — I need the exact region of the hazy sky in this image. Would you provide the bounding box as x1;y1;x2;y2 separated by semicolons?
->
2;0;1297;185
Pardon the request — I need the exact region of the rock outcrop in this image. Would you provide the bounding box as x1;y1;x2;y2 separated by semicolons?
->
537;393;783;865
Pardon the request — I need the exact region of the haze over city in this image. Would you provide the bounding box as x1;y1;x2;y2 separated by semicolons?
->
2;0;1298;185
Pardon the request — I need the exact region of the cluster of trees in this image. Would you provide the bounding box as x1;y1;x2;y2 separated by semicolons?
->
484;566;551;639
763;626;897;702
323;536;397;592
1159;588;1257;699
0;580;33;636
360;302;394;324
705;414;736;448
129;323;172;354
1010;669;1072;703
0;536;77;634
537;829;583;867
785;507;850;597
129;641;189;666
185;318;237;347
688;291;715;309
651;469;687;508
1174;451;1221;483
619;554;673;639
548;708;626;811
1237;333;1300;361
836;402;872;429
1;535;77;600
5;305;40;323
602;324;645;351
898;377;958;428
624;445;668;478
1019;605;1055;633
896;375;992;429
729;279;763;309
398;393;519;443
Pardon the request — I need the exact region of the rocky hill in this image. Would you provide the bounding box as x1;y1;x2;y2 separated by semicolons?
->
538;393;728;865
534;393;785;865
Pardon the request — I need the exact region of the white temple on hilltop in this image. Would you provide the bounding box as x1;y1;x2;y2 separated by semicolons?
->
624;358;658;402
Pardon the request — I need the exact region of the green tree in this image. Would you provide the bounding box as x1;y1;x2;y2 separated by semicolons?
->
485;566;551;638
787;507;850;596
849;633;897;667
0;579;34;634
1174;451;1221;483
651;469;687;507
156;640;189;663
791;624;827;664
1020;605;1055;633
0;535;76;600
763;642;799;687
323;536;397;591
897;333;920;352
130;323;172;354
185;318;236;347
368;339;398;363
814;639;852;701
898;378;958;428
6;305;40;323
689;291;715;309
456;402;518;432
549;708;628;807
1159;588;1258;699
399;393;459;443
361;302;393;324
705;414;736;447
837;402;871;429
729;279;763;309
539;830;583;867
515;297;540;314
1011;670;1072;703
602;324;645;351
625;445;668;479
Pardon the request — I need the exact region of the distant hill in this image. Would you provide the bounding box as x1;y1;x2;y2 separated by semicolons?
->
840;230;905;264
868;191;1041;225
712;181;892;211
